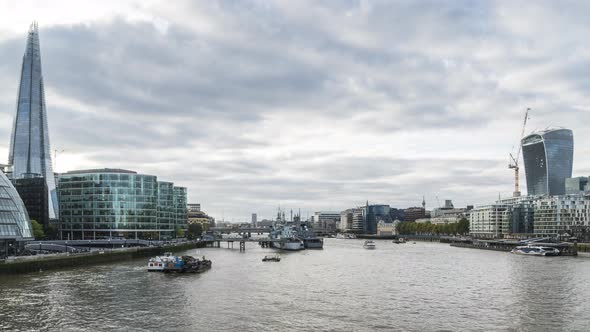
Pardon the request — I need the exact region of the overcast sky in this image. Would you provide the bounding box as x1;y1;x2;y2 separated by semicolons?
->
1;1;589;222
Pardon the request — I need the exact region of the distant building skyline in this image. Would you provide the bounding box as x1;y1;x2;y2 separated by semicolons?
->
8;22;58;219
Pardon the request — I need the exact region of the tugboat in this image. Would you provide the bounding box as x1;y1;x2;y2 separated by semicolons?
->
363;240;376;250
511;245;560;256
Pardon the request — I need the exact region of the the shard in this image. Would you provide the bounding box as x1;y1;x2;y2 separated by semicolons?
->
8;22;58;219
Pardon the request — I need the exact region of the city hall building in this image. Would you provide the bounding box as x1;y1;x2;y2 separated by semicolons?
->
57;169;187;240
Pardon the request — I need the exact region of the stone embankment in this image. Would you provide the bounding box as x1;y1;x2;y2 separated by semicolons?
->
0;241;204;274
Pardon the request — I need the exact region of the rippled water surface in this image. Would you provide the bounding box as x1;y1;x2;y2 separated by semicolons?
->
1;239;590;331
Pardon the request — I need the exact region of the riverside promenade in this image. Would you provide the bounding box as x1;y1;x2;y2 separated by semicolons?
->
0;241;204;274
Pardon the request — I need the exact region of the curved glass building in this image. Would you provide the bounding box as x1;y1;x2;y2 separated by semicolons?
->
522;128;573;196
0;170;33;241
58;169;187;240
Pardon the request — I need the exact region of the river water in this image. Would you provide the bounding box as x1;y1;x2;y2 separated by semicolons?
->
1;239;589;331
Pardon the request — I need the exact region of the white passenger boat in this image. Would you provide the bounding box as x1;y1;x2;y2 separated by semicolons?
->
147;252;175;272
363;240;376;250
511;245;560;256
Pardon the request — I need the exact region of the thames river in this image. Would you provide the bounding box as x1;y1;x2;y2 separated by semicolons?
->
1;239;590;331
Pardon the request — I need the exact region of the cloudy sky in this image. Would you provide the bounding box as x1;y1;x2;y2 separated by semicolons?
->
1;1;589;221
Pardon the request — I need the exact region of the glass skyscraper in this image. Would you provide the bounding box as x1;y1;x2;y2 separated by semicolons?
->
8;22;58;219
522;128;574;196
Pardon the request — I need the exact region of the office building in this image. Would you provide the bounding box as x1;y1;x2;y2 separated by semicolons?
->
312;211;341;223
8;22;59;219
470;193;590;239
157;181;175;237
377;220;400;236
565;177;589;194
311;211;340;232
57;169;187;240
251;213;257;225
469;204;510;239
173;186;188;231
340;209;354;231
13;177;49;229
531;194;590;237
364;203;391;234
351;208;365;232
187;205;214;232
187;203;201;212
522;128;573;196
403;207;426;222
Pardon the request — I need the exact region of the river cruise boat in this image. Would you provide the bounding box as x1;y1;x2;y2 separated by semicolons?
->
363;240;376;250
511;245;560;256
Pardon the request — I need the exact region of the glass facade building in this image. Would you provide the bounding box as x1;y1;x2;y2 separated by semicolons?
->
58;169;187;240
8;22;58;219
522;129;573;196
157;181;175;239
0;170;33;241
173;186;188;231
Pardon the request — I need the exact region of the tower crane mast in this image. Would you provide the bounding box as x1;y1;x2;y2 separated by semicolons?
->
509;108;530;197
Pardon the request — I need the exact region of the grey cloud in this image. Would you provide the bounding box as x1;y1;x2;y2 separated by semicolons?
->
1;1;590;220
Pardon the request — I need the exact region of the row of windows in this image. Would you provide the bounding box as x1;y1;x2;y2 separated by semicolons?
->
59;174;156;182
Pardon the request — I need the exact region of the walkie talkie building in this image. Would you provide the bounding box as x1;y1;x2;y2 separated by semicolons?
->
8;22;58;219
522;128;573;196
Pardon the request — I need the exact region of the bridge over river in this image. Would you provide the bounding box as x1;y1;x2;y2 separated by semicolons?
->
203;237;283;251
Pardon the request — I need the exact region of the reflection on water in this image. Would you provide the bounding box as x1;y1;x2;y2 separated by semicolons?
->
1;239;589;331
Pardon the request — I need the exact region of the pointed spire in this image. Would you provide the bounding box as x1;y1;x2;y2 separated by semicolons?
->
10;22;58;219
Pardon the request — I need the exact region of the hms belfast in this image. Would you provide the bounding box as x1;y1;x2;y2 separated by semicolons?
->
269;209;323;250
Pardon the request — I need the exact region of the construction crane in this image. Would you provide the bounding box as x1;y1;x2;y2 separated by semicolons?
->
509;108;530;197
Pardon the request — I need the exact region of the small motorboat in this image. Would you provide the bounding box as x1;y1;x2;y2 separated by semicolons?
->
393;238;406;244
262;255;281;262
363;240;376;250
511;245;560;256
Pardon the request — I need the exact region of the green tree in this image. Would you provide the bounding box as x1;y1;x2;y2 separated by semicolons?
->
31;220;45;240
457;218;470;235
45;224;59;240
187;223;203;240
175;226;186;238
